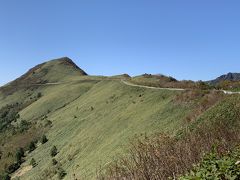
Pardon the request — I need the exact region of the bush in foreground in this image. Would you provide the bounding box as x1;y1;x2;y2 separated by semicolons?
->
180;147;240;179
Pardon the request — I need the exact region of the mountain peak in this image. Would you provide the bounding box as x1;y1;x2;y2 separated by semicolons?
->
208;72;240;84
49;56;74;64
0;57;87;95
46;57;87;76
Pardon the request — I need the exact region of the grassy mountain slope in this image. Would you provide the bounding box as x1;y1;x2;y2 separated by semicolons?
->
0;57;87;107
98;94;240;179
1;58;237;180
19;79;194;179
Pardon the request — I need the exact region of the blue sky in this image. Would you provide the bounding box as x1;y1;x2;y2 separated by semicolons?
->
0;0;240;85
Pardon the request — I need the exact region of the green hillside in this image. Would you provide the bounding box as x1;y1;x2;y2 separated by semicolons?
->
0;58;239;180
98;94;240;179
18;79;192;179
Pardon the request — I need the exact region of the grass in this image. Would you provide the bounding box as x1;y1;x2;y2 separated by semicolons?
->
98;95;240;179
13;79;194;179
0;58;237;179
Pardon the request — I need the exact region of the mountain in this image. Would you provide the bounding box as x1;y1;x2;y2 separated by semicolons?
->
0;57;87;96
0;58;239;180
6;57;87;85
208;72;240;84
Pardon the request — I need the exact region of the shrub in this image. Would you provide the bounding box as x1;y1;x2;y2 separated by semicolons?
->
19;120;30;132
57;167;67;179
28;141;36;152
6;162;20;174
44;120;52;127
0;104;20;131
37;92;42;98
16;148;24;163
30;158;37;167
52;158;58;165
0;173;10;180
180;147;240;179
50;146;58;157
41;135;48;144
16;114;20;119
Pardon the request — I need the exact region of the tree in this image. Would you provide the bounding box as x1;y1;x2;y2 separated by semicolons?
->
41;135;48;144
28;141;36;152
30;158;37;167
50;146;58;157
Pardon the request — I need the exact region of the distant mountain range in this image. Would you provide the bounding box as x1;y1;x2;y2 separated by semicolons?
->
208;73;240;84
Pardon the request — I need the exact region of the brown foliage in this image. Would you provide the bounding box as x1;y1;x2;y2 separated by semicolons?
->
175;90;224;123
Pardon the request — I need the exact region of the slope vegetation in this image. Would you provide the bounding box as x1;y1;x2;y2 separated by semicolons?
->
1;58;238;180
19;79;195;179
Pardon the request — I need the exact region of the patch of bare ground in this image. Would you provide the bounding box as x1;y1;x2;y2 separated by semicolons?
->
11;165;32;179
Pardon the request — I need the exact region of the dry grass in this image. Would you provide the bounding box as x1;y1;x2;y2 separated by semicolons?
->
129;75;213;90
11;165;32;179
175;90;224;123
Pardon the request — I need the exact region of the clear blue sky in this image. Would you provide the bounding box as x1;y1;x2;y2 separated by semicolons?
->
0;0;240;85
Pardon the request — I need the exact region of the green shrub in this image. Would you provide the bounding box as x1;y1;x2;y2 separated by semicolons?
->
37;92;42;98
50;146;58;157
52;158;58;165
16;147;24;163
57;167;66;179
30;158;37;168
180;147;240;180
0;173;10;180
6;162;20;174
44;120;52;127
19;120;30;132
41;135;48;144
28;141;36;152
0;104;20;132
